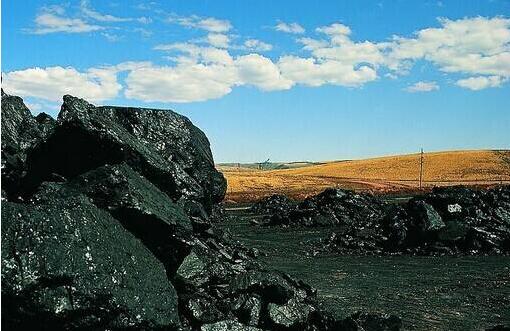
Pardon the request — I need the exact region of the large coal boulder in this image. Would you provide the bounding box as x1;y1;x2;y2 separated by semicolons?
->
24;95;226;212
31;163;194;276
1;195;180;330
1;91;54;200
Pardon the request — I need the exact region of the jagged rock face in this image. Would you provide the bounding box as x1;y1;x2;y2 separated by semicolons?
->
24;95;226;212
1;93;53;200
1;195;180;330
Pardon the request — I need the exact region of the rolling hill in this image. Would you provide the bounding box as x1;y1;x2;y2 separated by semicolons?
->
218;150;510;202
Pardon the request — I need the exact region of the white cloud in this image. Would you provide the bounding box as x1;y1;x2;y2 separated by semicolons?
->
388;17;510;78
14;15;510;106
316;23;351;38
2;62;151;102
243;39;273;51
80;0;131;22
283;17;510;90
236;54;293;90
275;22;305;34
297;37;329;51
197;17;232;32
2;66;120;102
125;64;238;103
456;75;507;90
127;46;291;102
168;15;232;32
276;22;383;88
206;33;230;48
30;6;103;34
404;81;440;92
278;56;377;87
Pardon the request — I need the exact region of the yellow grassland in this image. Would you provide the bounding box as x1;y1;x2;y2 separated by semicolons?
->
219;150;510;202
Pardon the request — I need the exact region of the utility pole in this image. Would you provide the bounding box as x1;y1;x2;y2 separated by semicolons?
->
419;148;424;190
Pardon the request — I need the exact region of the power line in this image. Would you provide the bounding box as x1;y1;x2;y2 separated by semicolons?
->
419;148;424;189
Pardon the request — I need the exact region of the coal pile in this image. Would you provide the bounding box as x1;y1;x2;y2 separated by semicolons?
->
250;194;297;215
253;186;510;256
1;92;399;330
380;185;510;255
256;188;388;228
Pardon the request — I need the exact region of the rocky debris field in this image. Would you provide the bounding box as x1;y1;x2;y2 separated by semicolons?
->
252;186;510;256
1;90;402;330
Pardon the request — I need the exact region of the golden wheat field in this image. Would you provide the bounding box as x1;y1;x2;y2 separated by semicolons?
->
218;150;510;202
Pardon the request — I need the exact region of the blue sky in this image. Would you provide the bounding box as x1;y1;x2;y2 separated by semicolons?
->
2;0;510;162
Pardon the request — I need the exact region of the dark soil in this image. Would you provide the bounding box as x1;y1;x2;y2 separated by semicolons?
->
219;208;510;330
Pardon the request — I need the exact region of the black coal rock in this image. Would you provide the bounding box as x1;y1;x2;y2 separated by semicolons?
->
1;196;180;330
24;95;225;212
31;163;194;276
251;194;297;215
318;186;510;255
34;112;56;136
257;188;387;228
1;92;52;200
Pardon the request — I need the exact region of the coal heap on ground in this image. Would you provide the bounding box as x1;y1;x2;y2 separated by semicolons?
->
253;187;510;256
255;188;387;228
1;91;400;330
251;194;297;215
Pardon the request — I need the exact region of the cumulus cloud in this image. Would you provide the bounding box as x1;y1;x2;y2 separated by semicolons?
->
126;46;291;102
243;39;273;51
14;15;510;105
456;75;508;90
168;15;232;32
278;56;377;87
2;66;120;101
283;17;510;90
125;64;238;103
387;17;510;77
276;22;384;88
2;62;151;102
275;22;305;34
30;5;103;34
206;33;230;48
404;81;440;92
236;54;293;90
125;47;237;102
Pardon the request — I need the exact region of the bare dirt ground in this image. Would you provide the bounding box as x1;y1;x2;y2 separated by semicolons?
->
219;150;510;202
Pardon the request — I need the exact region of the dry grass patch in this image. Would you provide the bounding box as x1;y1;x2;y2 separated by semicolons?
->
219;150;510;203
